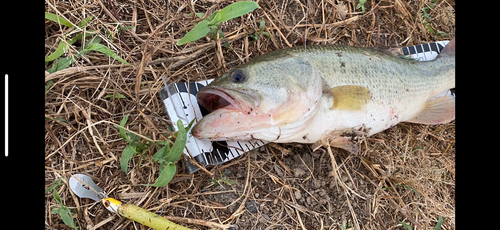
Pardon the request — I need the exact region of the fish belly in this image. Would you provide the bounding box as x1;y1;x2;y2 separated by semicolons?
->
288;93;427;143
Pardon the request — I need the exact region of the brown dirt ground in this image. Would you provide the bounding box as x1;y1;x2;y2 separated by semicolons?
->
45;0;455;229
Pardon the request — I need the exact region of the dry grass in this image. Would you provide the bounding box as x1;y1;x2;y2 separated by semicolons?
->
45;0;455;229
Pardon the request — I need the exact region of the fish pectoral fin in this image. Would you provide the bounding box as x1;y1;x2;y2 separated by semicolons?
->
325;136;359;154
407;94;455;124
313;130;366;155
329;85;371;110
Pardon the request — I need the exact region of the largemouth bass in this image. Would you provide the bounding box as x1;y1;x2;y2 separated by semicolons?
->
191;39;455;153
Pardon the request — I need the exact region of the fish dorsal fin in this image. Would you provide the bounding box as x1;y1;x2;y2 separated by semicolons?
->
329;85;371;110
372;46;404;57
407;94;455;124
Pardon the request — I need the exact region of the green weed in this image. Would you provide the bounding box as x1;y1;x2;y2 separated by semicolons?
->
45;12;130;74
400;216;444;230
208;171;238;187
249;20;271;40
104;93;126;99
115;115;151;175
46;178;78;229
176;1;259;45
419;0;448;39
116;116;192;187
356;0;367;14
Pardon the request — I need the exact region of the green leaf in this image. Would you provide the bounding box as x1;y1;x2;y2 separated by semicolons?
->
53;188;63;205
84;43;130;65
118;26;135;32
176;19;211;45
412;146;422;152
133;141;149;153
399;222;413;230
61;210;78;229
217;28;225;39
70;30;98;44
45;178;62;194
51;207;62;214
259;20;265;31
52;206;78;229
188;12;205;18
120;145;136;174
356;0;367;13
207;10;220;24
164;120;187;163
46;36;100;73
213;1;259;24
434;216;444;230
222;178;238;185
104;93;126;99
186;118;196;131
45;41;69;62
45;12;73;27
436;31;448;38
176;1;259;45
118;115;132;143
153;143;171;163
81;34;102;51
45;80;54;93
249;34;258;40
46;55;76;74
148;162;176;187
153;146;166;163
78;15;94;28
45;31;97;63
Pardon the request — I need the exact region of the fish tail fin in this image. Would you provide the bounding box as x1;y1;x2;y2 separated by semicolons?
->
407;94;455;125
436;37;455;94
439;38;455;58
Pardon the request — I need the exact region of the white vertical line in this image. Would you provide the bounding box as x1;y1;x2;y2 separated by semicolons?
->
4;74;8;157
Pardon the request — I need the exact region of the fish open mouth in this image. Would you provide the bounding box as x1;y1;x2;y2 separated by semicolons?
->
192;87;265;140
192;87;257;140
197;87;259;114
196;88;242;112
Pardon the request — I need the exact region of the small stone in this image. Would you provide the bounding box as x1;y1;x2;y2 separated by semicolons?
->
311;178;321;189
341;174;349;183
294;190;302;200
274;165;284;177
294;168;306;177
224;168;232;177
249;151;258;159
246;200;259;213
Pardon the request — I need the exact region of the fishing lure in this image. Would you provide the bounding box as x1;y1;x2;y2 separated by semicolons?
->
102;197;192;230
69;174;192;230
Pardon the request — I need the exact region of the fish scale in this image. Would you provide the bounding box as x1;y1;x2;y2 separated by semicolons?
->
282;44;452;101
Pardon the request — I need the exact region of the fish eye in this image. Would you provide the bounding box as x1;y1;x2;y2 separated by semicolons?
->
229;70;246;83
